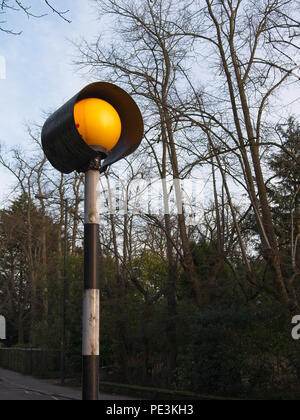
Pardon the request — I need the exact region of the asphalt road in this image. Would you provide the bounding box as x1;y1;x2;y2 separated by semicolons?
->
0;368;138;400
0;378;68;400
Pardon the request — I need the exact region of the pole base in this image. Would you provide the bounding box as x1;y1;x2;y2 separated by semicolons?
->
82;355;100;400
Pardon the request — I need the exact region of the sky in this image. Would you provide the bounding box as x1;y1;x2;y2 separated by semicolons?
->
0;0;103;203
0;0;299;207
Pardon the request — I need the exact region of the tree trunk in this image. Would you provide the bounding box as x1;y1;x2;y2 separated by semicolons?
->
164;213;178;384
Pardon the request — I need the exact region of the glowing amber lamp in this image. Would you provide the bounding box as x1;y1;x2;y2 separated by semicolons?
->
74;98;122;152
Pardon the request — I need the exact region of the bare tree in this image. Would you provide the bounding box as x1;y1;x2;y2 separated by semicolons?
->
0;124;84;345
0;0;70;34
76;0;206;307
168;0;300;312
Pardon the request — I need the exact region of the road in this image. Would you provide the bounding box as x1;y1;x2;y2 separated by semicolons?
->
0;367;137;401
0;378;68;400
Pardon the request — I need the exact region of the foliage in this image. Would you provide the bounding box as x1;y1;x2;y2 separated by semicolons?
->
174;307;294;398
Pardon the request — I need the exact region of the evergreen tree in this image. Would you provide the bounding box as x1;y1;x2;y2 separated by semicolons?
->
268;117;300;274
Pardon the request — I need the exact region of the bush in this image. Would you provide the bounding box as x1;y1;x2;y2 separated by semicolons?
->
175;307;293;398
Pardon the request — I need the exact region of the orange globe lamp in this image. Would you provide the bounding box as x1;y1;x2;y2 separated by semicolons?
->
74;98;122;153
41;82;143;174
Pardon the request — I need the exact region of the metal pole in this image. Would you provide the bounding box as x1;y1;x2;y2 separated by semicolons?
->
61;199;68;385
82;162;100;401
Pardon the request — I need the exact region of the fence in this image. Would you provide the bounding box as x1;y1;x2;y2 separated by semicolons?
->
0;348;60;378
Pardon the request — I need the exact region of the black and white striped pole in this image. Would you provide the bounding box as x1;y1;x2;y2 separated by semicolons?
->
83;158;101;400
41;82;143;401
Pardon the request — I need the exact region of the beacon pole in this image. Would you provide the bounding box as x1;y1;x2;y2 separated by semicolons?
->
82;155;101;401
40;82;144;401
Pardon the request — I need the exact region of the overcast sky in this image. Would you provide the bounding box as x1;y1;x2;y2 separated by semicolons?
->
0;0;101;203
0;0;299;206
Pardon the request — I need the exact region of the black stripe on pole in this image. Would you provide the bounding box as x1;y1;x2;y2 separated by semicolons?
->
84;224;100;290
82;356;100;401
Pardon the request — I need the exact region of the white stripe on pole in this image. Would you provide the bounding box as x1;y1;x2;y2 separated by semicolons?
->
82;290;100;356
84;170;100;225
